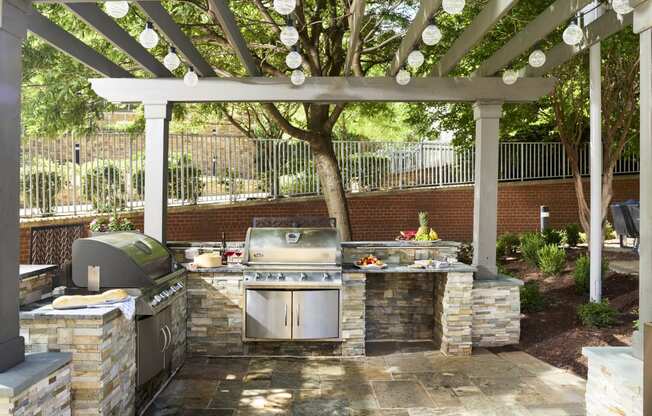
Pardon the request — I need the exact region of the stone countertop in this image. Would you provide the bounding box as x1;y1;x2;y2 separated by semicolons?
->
341;240;462;248
0;352;72;398
343;263;476;274
182;263;245;273
19;264;57;280
20;302;122;321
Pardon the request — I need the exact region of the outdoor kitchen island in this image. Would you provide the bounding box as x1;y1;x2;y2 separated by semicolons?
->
173;239;522;358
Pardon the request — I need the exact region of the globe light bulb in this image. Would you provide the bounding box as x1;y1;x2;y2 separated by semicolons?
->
273;0;296;15
396;69;411;86
442;0;465;15
280;26;299;47
105;1;129;19
563;22;583;46
163;47;181;71
421;24;442;46
612;0;634;15
286;50;302;69
407;50;425;69
528;49;546;68
139;22;159;49
290;69;306;86
184;67;199;87
502;70;518;86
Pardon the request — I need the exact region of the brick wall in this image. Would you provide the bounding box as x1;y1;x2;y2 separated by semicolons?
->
19;175;640;263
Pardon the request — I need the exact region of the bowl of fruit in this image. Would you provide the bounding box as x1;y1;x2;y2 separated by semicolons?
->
355;255;386;269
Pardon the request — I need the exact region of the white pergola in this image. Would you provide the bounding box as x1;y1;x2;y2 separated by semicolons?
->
0;0;649;405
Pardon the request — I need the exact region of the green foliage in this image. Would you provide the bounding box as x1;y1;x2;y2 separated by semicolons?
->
605;221;617;240
564;224;582;247
133;153;205;204
536;244;567;276
89;216;135;232
21;168;65;215
496;233;520;257
81;162;126;213
573;255;610;294
578;301;618;328
519;232;546;266
542;229;563;246
520;282;546;313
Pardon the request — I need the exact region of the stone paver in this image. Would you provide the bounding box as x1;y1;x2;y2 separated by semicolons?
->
144;343;586;416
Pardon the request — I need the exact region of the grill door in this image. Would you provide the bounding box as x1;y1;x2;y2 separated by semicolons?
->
246;290;292;339
292;290;339;340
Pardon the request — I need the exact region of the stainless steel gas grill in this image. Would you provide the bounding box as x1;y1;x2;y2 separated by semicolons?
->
71;232;186;386
242;227;343;341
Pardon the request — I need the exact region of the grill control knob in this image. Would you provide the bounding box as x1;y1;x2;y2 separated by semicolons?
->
160;291;169;299
151;299;159;307
300;273;308;281
176;282;184;289
277;273;285;281
322;273;331;281
254;273;262;280
154;295;162;303
169;286;177;293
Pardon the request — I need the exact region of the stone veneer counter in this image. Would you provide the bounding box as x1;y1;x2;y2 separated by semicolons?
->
19;264;56;306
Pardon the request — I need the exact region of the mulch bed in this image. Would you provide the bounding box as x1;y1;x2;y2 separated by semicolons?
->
498;247;639;378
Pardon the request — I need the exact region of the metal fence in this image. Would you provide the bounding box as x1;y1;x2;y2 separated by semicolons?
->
19;133;640;218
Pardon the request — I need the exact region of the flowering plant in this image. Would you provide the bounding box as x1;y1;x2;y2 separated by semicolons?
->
90;216;135;232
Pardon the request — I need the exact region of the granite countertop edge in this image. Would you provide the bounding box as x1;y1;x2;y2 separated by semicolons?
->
19;264;58;280
20;304;123;321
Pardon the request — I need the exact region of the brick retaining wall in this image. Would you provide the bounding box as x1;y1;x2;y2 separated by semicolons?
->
19;175;639;263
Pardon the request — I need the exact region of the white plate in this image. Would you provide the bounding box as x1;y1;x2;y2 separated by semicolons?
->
354;263;387;269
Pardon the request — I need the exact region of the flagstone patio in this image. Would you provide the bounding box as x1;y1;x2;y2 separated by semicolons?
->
144;342;586;416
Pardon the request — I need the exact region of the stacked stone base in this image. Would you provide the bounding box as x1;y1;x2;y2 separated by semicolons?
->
471;276;522;347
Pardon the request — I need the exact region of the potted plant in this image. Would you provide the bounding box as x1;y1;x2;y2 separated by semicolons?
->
89;215;135;236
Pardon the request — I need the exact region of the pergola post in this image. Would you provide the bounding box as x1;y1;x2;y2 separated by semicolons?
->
143;103;171;243
0;0;27;372
472;102;503;279
589;42;603;303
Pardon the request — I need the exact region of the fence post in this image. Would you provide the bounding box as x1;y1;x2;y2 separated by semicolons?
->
520;143;525;181
272;141;278;199
562;145;567;178
71;132;77;216
128;135;133;210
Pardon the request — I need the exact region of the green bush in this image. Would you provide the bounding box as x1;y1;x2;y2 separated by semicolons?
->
496;233;520;257
21;170;64;215
81;162;126;213
573;255;610;294
133;153;205;204
605;221;617;240
520;232;546;266
564;224;582;247
577;301;618;328
542;228;563;246
537;244;567;276
520;282;546;313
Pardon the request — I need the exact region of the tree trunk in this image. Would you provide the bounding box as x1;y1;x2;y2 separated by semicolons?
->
310;135;352;240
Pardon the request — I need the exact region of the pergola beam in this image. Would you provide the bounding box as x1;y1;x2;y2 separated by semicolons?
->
387;0;442;76
65;2;172;77
207;0;260;76
344;0;365;76
27;10;132;78
135;1;216;77
473;0;594;77
432;0;518;77
523;11;632;77
90;76;556;104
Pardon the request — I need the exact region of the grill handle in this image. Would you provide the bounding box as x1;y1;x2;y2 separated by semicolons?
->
297;303;300;327
284;304;288;327
160;327;169;352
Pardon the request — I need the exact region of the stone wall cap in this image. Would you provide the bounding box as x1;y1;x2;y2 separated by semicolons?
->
19;264;58;280
20;303;122;321
342;240;462;248
582;346;643;385
474;274;524;287
0;352;71;398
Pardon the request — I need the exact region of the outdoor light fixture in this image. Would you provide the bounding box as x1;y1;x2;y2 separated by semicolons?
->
421;24;442;46
273;0;296;15
105;1;129;19
280;25;299;47
286;49;302;69
163;47;181;71
442;0;465;15
184;66;199;87
612;0;634;15
396;68;411;86
502;70;518;85
407;50;425;69
290;69;306;86
563;20;583;46
528;49;546;68
139;21;159;49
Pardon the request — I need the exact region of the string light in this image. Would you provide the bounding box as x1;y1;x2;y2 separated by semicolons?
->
407;50;425;69
273;0;296;15
612;0;634;15
163;47;181;71
139;21;159;49
280;26;299;47
502;70;518;85
105;1;129;19
184;67;199;87
290;69;306;86
421;25;442;46
286;49;302;69
528;50;546;68
442;0;465;15
563;20;583;46
396;68;411;85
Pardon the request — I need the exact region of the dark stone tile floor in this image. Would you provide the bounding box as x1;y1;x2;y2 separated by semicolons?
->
143;342;586;416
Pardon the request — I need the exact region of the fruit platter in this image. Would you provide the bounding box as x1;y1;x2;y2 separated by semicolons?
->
355;255;387;269
396;212;439;241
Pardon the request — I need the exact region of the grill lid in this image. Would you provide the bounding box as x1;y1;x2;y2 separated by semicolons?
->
243;227;341;267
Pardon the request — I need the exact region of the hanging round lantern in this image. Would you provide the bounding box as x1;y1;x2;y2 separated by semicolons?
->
502;70;518;85
184;67;199;87
273;0;296;15
163;47;181;71
285;50;302;69
396;69;411;86
139;21;159;49
612;0;634;15
563;22;583;46
290;69;306;86
280;26;299;47
442;0;465;15
105;1;129;19
422;24;442;46
407;50;425;69
528;50;546;68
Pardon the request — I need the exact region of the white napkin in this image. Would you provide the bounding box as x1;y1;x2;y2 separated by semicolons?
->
88;296;136;320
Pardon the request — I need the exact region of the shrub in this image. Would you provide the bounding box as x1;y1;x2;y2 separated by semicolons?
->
496;233;520;257
133;153;205;204
81;162;126;212
605;221;617;240
520;282;546;313
90;216;135;233
573;255;610;294
564;224;582;247
577;301;618;328
21;170;64;215
542;228;563;246
520;232;546;266
537;244;567;276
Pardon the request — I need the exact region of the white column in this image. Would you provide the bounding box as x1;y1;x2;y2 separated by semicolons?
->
143;103;171;244
472;102;503;279
0;0;28;371
589;42;603;303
